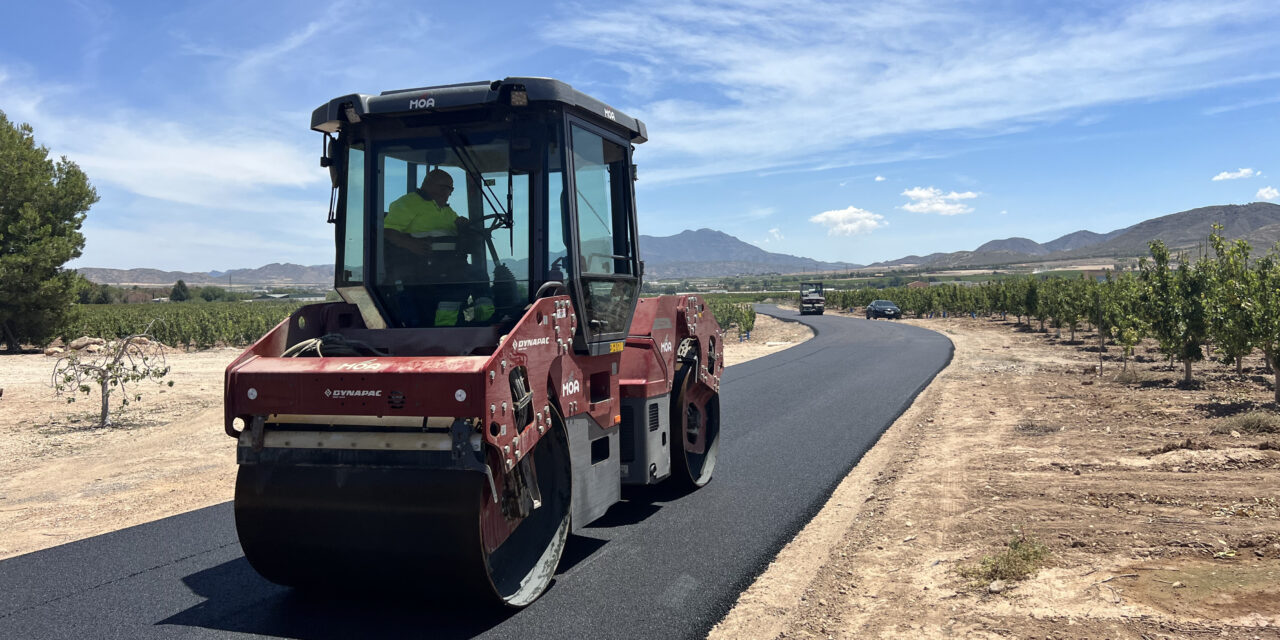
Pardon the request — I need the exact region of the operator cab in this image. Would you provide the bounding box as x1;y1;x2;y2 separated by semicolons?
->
312;78;646;355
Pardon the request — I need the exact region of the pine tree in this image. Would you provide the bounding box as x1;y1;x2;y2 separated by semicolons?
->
0;111;97;351
170;279;191;302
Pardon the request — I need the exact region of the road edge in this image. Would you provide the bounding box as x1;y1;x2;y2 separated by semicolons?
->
708;319;954;639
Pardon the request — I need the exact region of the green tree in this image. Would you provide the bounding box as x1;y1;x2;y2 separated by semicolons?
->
170;279;191;302
1104;272;1147;372
71;272;97;304
1206;227;1256;375
197;285;228;302
0;111;97;351
1252;248;1280;403
1024;278;1044;331
1001;277;1028;324
1140;241;1209;384
1058;276;1091;342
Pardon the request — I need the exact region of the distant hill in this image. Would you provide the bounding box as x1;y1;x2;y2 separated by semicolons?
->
639;228;860;278
973;237;1049;255
1041;229;1122;253
78;230;862;285
865;202;1280;269
78;263;334;287
1067;202;1280;258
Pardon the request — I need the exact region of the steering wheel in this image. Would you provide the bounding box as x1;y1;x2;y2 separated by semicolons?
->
535;281;566;299
585;252;625;273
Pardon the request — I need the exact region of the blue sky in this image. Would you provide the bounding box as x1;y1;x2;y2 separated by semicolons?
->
2;0;1278;271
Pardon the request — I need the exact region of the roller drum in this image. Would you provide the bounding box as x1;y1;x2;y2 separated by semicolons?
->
234;425;571;607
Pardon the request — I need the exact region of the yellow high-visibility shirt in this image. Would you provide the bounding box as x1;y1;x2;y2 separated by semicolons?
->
384;192;460;236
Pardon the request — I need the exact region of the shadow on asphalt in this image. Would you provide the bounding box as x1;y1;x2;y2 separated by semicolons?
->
158;483;691;638
556;534;608;574
159;557;518;639
587;488;668;529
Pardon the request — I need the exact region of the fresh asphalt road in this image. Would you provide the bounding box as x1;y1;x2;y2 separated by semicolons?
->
0;306;952;640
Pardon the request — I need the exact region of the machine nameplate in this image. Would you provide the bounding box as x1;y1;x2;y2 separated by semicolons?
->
326;389;382;398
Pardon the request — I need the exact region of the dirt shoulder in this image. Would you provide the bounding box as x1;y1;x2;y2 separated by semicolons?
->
0;314;812;561
712;314;1280;639
0;348;242;559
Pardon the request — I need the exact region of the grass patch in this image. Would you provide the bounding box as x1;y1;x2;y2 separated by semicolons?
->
1015;421;1061;436
1111;369;1164;385
1210;411;1280;435
1147;438;1215;455
959;533;1050;584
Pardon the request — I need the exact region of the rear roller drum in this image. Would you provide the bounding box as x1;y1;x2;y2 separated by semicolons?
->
670;341;721;489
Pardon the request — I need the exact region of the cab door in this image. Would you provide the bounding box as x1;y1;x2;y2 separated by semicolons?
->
565;119;641;355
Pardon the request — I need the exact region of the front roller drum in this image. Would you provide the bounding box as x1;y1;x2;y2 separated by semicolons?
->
234;426;571;608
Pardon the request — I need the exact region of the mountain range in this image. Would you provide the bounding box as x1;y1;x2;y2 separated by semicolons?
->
76;202;1280;285
76;229;859;286
865;202;1280;269
76;263;337;288
637;228;859;278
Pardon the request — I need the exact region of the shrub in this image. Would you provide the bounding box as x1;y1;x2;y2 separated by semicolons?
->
959;533;1050;584
1211;411;1280;435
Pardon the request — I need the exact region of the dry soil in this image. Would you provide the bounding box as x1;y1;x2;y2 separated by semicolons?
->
712;310;1280;640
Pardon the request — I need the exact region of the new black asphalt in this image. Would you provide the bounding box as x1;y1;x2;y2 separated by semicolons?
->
0;306;952;639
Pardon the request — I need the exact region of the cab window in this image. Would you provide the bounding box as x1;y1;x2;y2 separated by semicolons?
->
570;124;638;337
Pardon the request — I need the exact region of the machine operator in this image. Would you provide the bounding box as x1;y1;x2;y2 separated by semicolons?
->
383;168;493;326
384;168;467;253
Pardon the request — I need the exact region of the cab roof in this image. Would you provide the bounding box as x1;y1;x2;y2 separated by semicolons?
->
311;77;647;143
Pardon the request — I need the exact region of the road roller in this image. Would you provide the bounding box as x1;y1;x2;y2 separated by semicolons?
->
224;78;724;607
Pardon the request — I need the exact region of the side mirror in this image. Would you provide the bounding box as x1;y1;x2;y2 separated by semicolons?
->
327;160;341;189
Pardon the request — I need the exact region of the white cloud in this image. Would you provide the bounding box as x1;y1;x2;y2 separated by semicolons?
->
72;123;322;209
0;71;330;270
548;0;1280;184
901;186;979;215
874;175;886;182
75;220;331;272
810;206;887;236
1213;168;1258;181
1259;186;1280;201
1205;93;1280;115
755;227;785;244
0;69;323;211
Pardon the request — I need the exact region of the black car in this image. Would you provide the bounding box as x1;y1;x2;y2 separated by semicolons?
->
865;299;901;319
